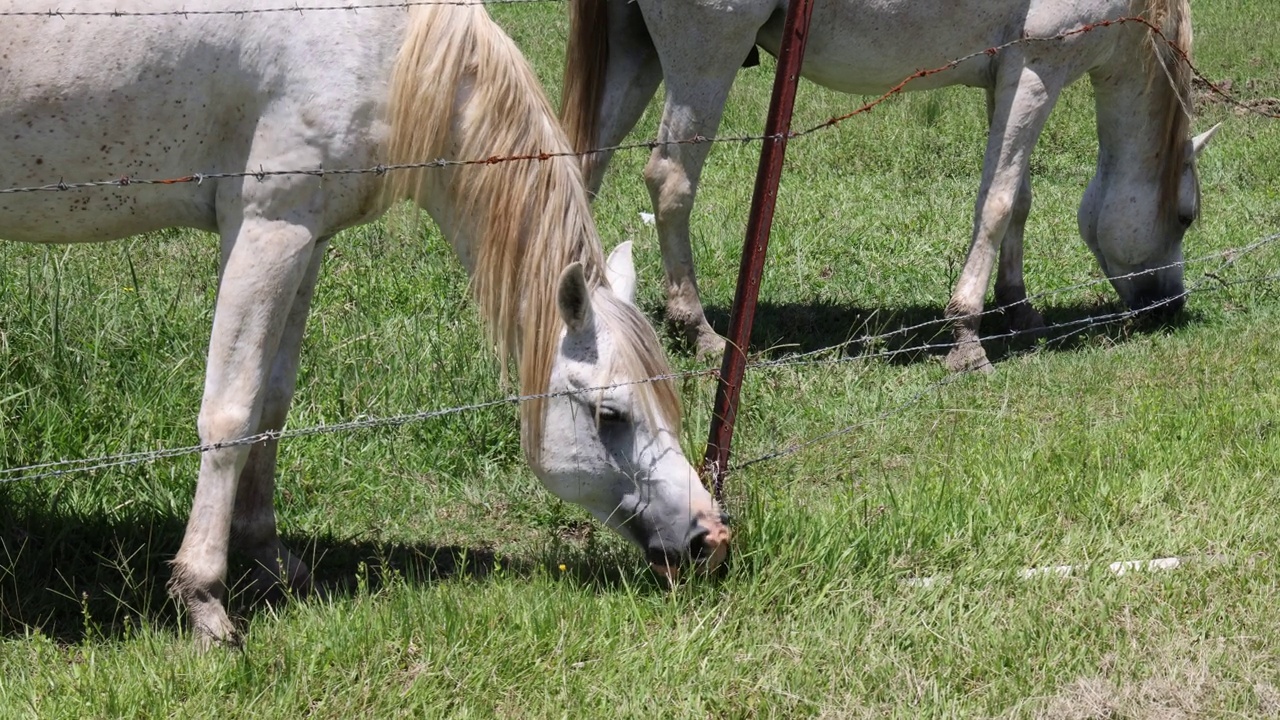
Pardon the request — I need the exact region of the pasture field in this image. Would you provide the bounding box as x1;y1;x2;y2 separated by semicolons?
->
2;0;1280;716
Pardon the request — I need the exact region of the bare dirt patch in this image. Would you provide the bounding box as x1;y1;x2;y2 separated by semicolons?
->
1193;76;1280;117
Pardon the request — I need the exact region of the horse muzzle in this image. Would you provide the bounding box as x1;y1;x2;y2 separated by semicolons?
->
646;513;732;583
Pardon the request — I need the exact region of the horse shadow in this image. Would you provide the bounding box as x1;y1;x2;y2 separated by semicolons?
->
0;493;643;644
696;298;1198;365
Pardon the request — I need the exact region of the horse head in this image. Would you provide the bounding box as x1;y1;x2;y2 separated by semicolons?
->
535;242;730;581
1078;123;1221;315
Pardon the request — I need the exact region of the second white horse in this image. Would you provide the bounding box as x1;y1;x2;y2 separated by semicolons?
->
561;0;1218;369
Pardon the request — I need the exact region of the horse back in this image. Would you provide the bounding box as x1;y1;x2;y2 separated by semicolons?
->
753;0;1135;93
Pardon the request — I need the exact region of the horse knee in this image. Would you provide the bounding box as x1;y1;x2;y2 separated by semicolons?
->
977;190;1017;240
198;403;256;445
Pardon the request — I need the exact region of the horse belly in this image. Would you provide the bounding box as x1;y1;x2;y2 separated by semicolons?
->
757;0;1126;94
0;89;226;244
0;17;250;243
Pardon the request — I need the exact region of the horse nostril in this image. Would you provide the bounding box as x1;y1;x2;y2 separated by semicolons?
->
688;529;711;562
646;546;675;569
719;511;732;526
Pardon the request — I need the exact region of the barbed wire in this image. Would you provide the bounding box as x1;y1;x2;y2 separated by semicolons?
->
727;230;1280;473
4;227;1277;486
0;369;715;484
0;0;562;17
1;14;1273;198
1;13;1277;487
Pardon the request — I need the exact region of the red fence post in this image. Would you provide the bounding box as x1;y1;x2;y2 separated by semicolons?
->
702;0;817;499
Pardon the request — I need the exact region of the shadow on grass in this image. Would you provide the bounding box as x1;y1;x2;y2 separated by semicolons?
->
0;494;652;644
691;299;1200;365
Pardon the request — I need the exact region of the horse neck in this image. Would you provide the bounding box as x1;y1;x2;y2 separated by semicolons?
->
382;3;606;460
424;115;604;359
386;4;604;345
1090;14;1190;196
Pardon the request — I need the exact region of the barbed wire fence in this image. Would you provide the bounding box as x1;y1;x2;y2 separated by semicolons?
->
5;227;1279;486
2;6;1279;528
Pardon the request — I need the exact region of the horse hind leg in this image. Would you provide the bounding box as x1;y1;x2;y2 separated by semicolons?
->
229;236;329;606
169;218;318;648
639;0;768;358
945;60;1063;373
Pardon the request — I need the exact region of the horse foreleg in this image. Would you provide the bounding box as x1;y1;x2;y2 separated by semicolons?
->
946;61;1062;372
170;219;318;648
230;236;329;604
641;5;763;358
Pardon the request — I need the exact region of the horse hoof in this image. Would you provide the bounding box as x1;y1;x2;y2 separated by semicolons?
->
695;331;727;362
191;607;241;651
944;343;994;374
245;555;314;607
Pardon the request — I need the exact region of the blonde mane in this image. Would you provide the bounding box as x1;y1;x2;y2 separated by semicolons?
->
1141;0;1194;212
382;2;680;462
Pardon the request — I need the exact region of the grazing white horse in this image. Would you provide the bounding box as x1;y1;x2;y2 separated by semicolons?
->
1;0;728;646
561;0;1220;369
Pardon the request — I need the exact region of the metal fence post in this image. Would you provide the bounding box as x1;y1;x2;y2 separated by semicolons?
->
702;0;817;500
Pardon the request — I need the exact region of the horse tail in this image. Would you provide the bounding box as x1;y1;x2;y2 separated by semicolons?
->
559;0;609;178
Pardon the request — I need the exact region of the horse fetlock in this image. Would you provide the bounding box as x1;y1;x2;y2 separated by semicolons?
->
664;301;722;357
1005;303;1047;335
943;306;992;373
995;289;1046;334
944;341;994;374
168;566;240;648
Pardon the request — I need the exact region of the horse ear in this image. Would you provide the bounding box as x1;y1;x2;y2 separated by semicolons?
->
557;262;594;333
1189;123;1222;162
605;241;637;306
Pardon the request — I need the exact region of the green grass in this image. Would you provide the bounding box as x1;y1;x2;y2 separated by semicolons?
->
2;0;1280;716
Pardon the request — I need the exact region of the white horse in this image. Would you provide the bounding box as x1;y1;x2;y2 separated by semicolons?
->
1;0;729;646
561;0;1220;369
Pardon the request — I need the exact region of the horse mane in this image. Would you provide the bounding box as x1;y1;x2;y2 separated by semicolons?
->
1142;0;1194;212
381;1;680;462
